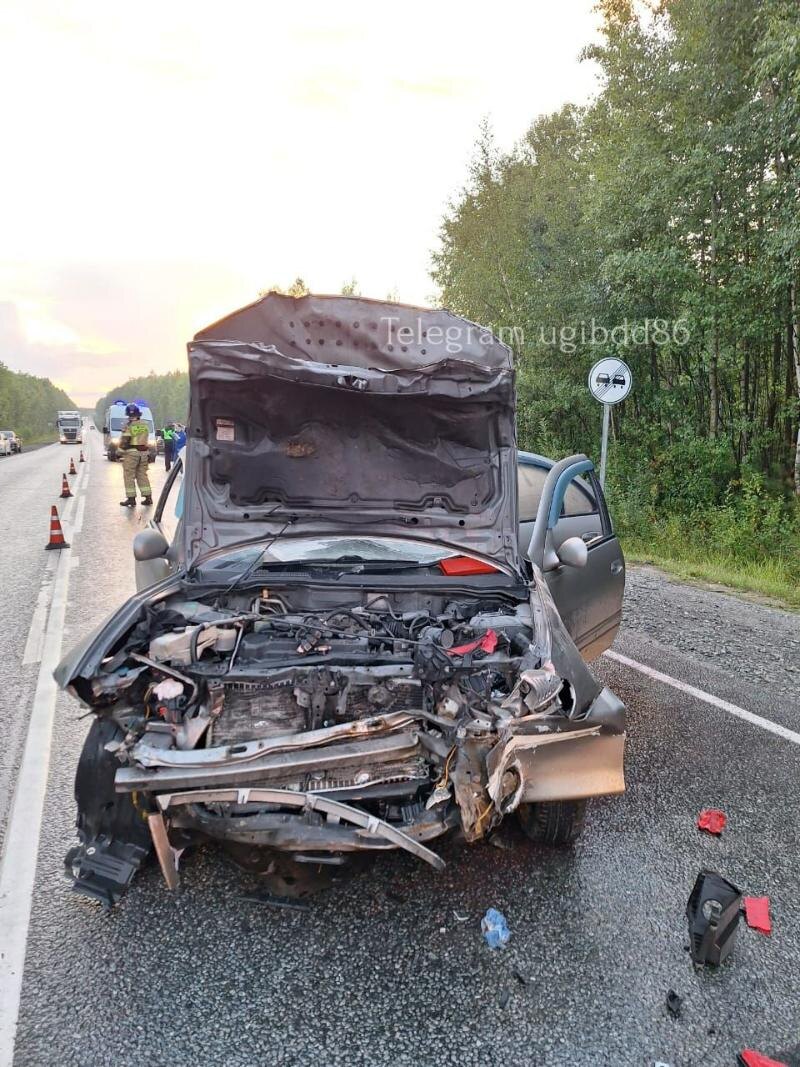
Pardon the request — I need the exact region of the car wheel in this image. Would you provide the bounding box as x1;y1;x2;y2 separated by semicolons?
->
74;717;151;848
517;798;587;846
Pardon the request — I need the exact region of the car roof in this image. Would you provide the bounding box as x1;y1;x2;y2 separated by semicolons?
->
517;450;553;470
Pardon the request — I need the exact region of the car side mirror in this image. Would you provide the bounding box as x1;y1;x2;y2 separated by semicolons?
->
133;529;169;561
102;426;108;434
557;536;588;569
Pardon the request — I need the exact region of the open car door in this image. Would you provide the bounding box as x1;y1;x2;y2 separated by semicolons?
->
527;454;624;660
133;457;184;591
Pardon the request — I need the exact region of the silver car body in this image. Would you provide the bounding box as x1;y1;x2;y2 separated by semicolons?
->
55;294;626;906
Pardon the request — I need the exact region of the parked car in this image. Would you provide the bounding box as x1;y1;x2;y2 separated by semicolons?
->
0;434;11;457
0;430;22;453
56;294;626;907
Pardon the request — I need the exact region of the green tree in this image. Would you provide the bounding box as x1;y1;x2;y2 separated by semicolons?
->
261;277;310;298
432;0;800;591
0;363;76;441
94;370;189;429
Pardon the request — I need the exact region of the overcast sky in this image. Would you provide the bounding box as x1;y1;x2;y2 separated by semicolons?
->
0;1;601;405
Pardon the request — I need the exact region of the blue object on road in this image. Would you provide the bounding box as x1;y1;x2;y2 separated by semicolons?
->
481;908;510;949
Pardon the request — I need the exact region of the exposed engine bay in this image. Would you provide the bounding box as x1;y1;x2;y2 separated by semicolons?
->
66;572;625;905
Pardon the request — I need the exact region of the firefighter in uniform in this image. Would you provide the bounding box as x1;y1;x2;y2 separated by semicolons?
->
119;404;153;507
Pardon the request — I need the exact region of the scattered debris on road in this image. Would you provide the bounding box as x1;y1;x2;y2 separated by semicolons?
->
481;908;510;948
240;891;311;912
737;1050;789;1067
498;988;511;1009
665;989;683;1018
488;832;514;851
686;869;742;967
696;808;727;835
743;896;772;935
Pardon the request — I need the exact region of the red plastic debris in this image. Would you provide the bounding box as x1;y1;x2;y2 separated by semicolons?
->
738;1050;788;1067
447;629;498;657
697;809;727;835
743;896;772;935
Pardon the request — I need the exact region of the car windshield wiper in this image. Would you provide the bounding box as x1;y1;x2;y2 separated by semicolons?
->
256;558;432;574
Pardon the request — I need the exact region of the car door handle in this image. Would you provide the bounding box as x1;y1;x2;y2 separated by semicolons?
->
610;560;624;575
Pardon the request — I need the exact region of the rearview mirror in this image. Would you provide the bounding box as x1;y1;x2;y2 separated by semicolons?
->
557;536;588;569
133;529;169;561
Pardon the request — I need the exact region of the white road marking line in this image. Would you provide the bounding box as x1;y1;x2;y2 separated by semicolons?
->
604;649;800;745
0;453;90;1065
0;546;73;1065
21;583;51;666
72;493;86;535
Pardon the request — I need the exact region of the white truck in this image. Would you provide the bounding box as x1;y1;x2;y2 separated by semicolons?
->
57;410;83;444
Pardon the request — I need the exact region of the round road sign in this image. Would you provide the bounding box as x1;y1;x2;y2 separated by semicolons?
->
588;358;633;404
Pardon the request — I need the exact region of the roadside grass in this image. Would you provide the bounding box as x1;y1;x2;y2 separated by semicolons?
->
622;524;800;609
20;433;59;449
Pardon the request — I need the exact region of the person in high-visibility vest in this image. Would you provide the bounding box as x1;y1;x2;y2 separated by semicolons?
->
119;404;153;507
162;423;176;472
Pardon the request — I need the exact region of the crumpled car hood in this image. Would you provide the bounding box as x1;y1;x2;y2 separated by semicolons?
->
183;294;521;573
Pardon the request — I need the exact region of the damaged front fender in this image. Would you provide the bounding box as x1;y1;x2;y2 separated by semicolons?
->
487;686;626;812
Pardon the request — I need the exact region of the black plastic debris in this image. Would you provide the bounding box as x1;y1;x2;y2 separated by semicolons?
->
240;891;310;912
686;869;742;967
666;990;683;1018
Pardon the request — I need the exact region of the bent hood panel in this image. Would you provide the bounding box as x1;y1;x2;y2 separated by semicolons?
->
184;295;521;573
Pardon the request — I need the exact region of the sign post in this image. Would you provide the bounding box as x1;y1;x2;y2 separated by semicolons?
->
588;358;633;488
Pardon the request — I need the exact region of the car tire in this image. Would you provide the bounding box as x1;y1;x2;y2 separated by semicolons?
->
517;798;588;846
74;717;151;848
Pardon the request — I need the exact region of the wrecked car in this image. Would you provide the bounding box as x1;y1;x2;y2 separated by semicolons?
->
55;294;627;906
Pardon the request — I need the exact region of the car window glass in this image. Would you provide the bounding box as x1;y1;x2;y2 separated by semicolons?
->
518;465;547;522
563;477;597;516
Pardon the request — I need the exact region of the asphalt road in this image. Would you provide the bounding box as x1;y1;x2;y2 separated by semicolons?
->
1;430;798;1067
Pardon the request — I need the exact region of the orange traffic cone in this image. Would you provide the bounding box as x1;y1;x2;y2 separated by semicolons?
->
68;457;77;475
45;506;70;551
60;473;73;498
79;450;85;463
